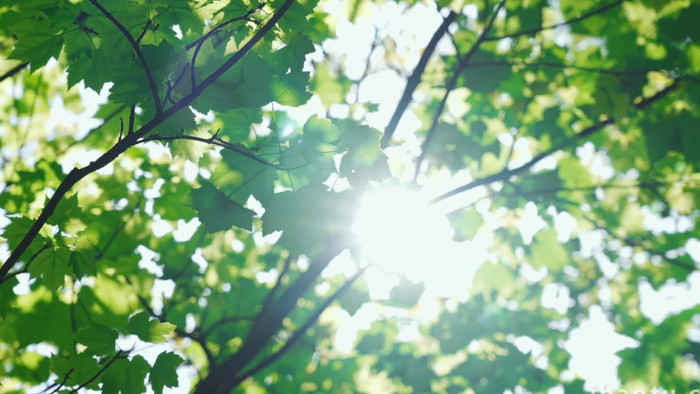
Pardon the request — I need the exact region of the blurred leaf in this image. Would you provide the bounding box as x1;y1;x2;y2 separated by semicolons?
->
530;229;569;270
74;323;118;355
191;180;256;232
127;311;176;343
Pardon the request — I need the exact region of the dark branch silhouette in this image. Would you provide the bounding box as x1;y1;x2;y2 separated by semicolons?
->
189;6;259;88
3;243;50;282
88;0;162;113
583;214;697;272
485;0;625;42
466;60;661;76
68;350;124;393
195;242;347;393
0;0;296;285
431;79;680;204
235;267;367;385
380;10;458;148
0;62;29;83
137;133;310;171
414;0;506;180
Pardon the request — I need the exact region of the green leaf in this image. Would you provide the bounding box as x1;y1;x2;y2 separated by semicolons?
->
335;120;390;188
30;246;71;292
74;323;118;355
0;277;18;319
558;157;592;188
9;24;64;68
150;352;184;394
191;180;256;232
70;249;97;278
213;148;277;206
102;355;151;394
338;287;368;316
216;108;263;143
471;261;515;295
272;70;312;106
2;216;46;257
530;228;569;271
127;311;176;343
274;33;315;74
460;51;510;93
50;353;101;390
386;277;425;308
301;115;341;161
193;53;276;112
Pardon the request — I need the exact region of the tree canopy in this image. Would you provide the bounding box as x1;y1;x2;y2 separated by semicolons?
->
1;0;699;392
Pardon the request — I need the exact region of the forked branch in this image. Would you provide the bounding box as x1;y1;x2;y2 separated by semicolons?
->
431;79;680;204
0;0;296;285
414;0;506;179
381;10;458;148
88;0;162;113
234;267;367;386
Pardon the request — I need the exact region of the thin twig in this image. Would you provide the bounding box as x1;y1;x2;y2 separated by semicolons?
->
0;0;295;284
203;315;256;336
466;60;660;76
88;0;162;113
3;243;51;284
485;0;626;41
68;351;124;393
135;19;152;44
166;62;190;104
0;62;29;83
431;79;680;204
232;267;367;386
47;368;74;394
137;133;311;171
261;256;293;312
414;0;506;180
583;214;697;272
195;242;344;393
184;7;259;51
381;10;458;148
128;105;136;135
189;7;258;88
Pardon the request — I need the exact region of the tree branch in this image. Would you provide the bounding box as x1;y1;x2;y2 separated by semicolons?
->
260;255;293;313
0;62;29;83
485;0;625;42
184;7;260;51
88;0;162;113
68;350;124;393
235;267;367;385
127;275;217;366
381;10;458;148
189;7;258;88
583;214;697;272
431;79;680;204
137;133;308;171
466;60;660;76
203;315;256;337
47;368;73;394
3;243;51;283
0;0;296;285
195;243;344;393
414;0;506;180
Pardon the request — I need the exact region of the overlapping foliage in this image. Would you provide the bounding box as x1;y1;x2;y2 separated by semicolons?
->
1;0;699;392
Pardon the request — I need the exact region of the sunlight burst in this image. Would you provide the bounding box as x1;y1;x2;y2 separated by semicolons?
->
353;186;461;283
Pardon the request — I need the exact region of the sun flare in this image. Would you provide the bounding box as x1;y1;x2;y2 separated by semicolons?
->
353;186;460;281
